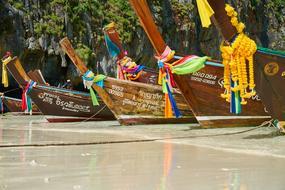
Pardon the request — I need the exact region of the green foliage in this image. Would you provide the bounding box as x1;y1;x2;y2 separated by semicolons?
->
7;0;284;52
265;0;285;22
103;0;139;42
75;43;93;63
8;0;24;10
170;0;195;28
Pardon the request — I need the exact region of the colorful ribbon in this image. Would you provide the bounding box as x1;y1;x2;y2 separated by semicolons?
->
196;0;215;28
230;79;241;114
104;32;121;59
156;46;208;118
82;70;106;106
1;56;12;88
22;80;36;114
117;56;145;81
156;47;180;118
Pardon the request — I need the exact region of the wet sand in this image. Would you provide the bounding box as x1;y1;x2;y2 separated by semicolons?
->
0;115;284;190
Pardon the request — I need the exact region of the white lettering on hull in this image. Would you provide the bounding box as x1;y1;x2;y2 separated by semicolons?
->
38;92;91;113
107;84;165;112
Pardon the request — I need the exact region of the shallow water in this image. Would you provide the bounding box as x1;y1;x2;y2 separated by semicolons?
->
0;115;284;190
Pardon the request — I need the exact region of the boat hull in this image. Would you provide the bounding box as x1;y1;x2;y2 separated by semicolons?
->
2;96;41;115
174;63;270;128
128;0;270;128
254;51;285;121
101;77;196;125
60;37;196;125
28;86;115;122
5;57;115;122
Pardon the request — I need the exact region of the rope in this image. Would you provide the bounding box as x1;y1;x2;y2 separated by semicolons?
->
68;105;109;125
184;119;276;138
1;88;21;95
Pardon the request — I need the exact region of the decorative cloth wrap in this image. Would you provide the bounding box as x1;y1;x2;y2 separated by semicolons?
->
1;56;12;88
156;46;208;118
82;70;106;106
22;80;36;114
117;56;145;81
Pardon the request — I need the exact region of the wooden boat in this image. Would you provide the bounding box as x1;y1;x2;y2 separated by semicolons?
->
27;70;47;85
1;95;41;115
103;23;158;85
207;0;285;122
60;37;196;125
129;0;271;127
0;69;43;115
5;57;115;122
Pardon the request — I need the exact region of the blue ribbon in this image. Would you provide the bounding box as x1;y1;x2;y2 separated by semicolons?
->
230;79;241;114
82;70;94;81
166;82;181;118
158;61;164;69
0;96;3;113
96;80;104;88
104;34;121;59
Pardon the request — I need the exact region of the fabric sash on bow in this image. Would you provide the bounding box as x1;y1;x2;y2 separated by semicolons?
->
117;56;145;81
156;47;181;118
82;70;106;106
22;80;36;114
1;56;12;88
156;46;208;118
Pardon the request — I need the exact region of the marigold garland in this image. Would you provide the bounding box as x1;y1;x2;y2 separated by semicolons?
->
220;4;257;108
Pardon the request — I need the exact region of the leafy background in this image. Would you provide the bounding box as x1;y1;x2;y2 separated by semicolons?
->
0;0;284;93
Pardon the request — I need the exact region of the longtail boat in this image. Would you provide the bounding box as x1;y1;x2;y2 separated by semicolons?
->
60;37;196;125
206;0;285;125
27;70;47;85
4;57;115;122
129;0;271;127
103;22;158;85
1;95;41;115
0;69;44;115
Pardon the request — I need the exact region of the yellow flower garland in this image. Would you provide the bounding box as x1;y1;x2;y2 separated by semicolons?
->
220;4;257;105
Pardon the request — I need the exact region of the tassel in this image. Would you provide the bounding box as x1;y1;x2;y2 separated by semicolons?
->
22;82;29;111
230;80;241;114
27;95;32;114
165;94;172;118
21;81;35;113
166;83;181;118
89;87;99;106
161;77;168;94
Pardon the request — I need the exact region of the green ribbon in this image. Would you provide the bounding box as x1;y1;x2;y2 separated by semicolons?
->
162;77;168;94
89;88;99;106
90;74;107;106
172;56;208;75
